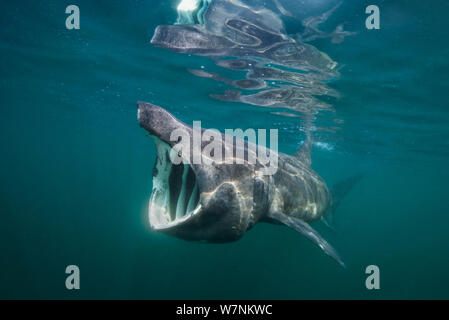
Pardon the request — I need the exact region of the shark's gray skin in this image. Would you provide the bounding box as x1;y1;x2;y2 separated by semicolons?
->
138;101;346;267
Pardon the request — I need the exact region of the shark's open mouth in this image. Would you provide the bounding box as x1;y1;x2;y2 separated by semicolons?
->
148;136;201;230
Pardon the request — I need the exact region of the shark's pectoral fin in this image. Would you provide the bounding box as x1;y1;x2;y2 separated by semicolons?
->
268;211;345;268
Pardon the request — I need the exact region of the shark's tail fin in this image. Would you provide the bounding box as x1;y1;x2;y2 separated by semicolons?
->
322;174;363;227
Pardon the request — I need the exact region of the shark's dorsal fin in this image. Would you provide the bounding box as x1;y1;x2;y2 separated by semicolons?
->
294;136;312;167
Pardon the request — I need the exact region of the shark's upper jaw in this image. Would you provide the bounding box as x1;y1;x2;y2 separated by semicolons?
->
137;101;191;148
148;136;201;230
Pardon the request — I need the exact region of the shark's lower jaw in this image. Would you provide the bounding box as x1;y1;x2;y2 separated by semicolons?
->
148;136;201;230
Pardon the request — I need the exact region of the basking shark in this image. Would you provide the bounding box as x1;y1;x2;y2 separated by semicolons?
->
138;102;361;267
139;1;360;267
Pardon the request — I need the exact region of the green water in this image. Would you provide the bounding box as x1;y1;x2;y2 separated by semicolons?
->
1;0;449;299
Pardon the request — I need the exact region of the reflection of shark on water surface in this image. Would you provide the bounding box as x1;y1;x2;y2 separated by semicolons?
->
151;0;352;115
299;2;356;44
139;0;359;267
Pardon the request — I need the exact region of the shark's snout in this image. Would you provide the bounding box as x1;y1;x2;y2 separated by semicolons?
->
137;102;190;146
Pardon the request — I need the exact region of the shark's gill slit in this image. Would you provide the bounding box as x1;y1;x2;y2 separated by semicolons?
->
175;164;189;219
149;136;200;229
168;163;183;220
186;179;199;214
